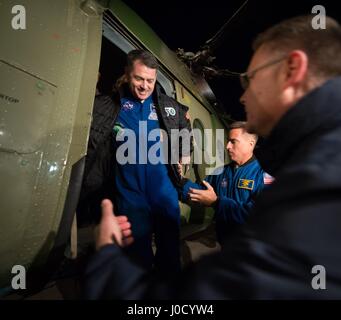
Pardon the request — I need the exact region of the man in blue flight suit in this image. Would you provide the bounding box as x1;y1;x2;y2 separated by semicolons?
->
111;50;193;275
179;121;267;244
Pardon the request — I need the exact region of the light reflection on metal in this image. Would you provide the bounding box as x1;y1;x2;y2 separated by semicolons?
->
48;162;58;175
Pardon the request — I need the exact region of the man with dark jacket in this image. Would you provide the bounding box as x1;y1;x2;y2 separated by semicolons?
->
77;81;117;227
85;15;341;299
82;50;193;275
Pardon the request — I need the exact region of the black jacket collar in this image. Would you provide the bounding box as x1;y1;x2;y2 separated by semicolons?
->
232;155;257;169
256;76;341;176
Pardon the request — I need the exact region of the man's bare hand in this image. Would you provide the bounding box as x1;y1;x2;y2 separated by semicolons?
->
95;199;134;251
189;181;218;206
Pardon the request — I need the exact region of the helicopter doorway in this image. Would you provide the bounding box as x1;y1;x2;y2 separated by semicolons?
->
100;12;175;98
97;36;126;95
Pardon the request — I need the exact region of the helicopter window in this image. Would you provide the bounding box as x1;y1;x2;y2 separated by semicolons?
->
102;17;135;54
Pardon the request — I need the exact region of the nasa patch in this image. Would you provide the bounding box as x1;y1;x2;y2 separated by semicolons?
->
122;100;134;111
221;178;228;188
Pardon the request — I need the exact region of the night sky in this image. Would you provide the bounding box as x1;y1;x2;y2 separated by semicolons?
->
122;0;340;121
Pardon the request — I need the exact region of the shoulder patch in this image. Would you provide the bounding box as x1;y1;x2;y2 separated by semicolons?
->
238;179;254;190
263;172;275;185
165;107;176;117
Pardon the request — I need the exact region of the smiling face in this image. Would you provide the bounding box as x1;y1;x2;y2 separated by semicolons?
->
126;59;157;101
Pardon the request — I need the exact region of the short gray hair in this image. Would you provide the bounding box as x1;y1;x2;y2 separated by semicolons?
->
253;15;341;79
126;49;159;71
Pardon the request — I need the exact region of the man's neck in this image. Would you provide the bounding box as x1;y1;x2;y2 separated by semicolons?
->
235;155;254;167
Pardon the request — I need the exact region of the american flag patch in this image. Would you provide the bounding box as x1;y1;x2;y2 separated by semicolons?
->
263;172;275;185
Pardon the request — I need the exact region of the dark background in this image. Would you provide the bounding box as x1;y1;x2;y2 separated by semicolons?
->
122;0;340;121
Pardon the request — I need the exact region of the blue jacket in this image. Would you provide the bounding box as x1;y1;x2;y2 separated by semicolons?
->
180;157;265;227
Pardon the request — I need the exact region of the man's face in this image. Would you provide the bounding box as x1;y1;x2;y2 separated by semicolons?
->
240;46;284;137
127;60;157;101
226;128;254;165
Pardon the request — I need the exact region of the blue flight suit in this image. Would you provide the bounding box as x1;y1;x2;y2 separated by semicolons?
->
113;94;180;275
180;157;265;243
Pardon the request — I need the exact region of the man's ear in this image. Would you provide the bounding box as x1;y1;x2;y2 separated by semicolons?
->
283;50;308;89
